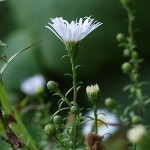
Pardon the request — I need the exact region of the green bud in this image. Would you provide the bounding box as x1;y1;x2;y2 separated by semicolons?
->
105;98;116;108
116;33;125;43
44;124;56;136
123;49;130;57
132;51;139;60
47;81;59;92
70;106;79;114
130;87;136;95
132;116;142;125
53;115;63;125
120;0;132;7
121;62;132;74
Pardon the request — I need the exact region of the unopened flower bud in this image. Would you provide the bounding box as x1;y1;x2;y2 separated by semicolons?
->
121;62;132;74
86;84;100;105
53;115;63;125
127;125;146;144
132;51;139;60
70;106;79;114
105;98;116;109
123;49;130;57
44;124;56;136
132;116;142;125
116;33;125;43
47;81;59;92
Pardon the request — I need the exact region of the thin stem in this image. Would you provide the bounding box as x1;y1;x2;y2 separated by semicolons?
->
132;144;136;150
126;7;134;42
73;115;77;150
94;107;98;134
71;58;77;103
125;5;145;115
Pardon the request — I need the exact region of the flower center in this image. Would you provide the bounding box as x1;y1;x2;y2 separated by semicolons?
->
97;116;106;128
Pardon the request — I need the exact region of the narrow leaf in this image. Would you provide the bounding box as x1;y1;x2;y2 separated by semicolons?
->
0;41;42;75
65;86;74;97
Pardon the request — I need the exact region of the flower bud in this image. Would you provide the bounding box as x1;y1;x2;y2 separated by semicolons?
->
130;87;136;95
70;106;79;114
121;62;132;74
47;81;59;92
116;33;125;43
127;125;146;144
123;49;130;57
105;98;116;109
44;124;56;136
132;51;139;60
86;84;100;106
132;116;142;125
53;115;63;125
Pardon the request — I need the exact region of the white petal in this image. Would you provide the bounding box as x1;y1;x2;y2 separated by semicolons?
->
46;16;102;43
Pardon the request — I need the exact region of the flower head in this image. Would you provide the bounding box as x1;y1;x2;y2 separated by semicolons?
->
45;16;102;44
82;109;119;140
86;84;100;106
21;74;46;95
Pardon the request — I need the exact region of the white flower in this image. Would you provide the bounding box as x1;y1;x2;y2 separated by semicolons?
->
45;16;102;44
82;109;119;140
127;125;147;144
21;74;46;95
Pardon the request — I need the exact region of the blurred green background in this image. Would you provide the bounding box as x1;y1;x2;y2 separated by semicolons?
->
0;0;150;149
1;0;150;102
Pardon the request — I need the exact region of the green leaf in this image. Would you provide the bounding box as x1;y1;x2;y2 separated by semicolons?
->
0;41;41;76
11;108;38;149
0;83;38;149
0;83;11;114
0;124;5;134
65;86;73;97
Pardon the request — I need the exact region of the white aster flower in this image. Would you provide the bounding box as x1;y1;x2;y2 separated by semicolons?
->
21;74;46;95
127;125;147;144
45;16;102;44
82;109;119;140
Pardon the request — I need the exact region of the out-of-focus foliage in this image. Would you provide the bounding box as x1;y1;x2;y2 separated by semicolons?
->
1;0;150;92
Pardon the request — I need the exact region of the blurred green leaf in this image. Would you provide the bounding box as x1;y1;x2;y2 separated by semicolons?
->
0;41;41;76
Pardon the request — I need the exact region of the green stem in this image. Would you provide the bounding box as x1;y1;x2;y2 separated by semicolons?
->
126;5;145;115
71;58;77;103
132;144;136;150
94;107;98;134
73;115;78;150
58;91;71;107
126;7;134;42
